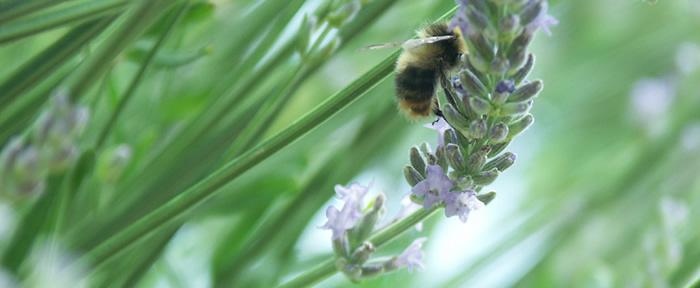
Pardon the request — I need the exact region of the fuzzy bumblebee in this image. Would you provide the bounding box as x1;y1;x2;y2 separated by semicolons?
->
394;23;467;118
359;22;468;118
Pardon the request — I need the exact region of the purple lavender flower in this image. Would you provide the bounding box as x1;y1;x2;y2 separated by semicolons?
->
411;165;455;209
424;118;452;147
524;1;558;36
394;237;427;273
319;181;372;240
444;190;484;223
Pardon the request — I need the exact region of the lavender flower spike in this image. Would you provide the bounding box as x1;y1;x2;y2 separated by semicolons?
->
411;165;455;209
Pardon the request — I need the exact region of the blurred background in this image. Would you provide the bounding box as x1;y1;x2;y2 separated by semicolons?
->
1;0;699;287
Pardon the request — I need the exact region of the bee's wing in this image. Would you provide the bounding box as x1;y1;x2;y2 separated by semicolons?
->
354;41;406;52
400;35;457;50
355;35;456;52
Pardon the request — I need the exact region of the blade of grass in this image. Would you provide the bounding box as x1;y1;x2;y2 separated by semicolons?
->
0;0;129;45
94;2;189;150
0;16;117;113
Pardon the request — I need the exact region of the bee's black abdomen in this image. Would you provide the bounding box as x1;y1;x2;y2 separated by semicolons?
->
395;65;438;117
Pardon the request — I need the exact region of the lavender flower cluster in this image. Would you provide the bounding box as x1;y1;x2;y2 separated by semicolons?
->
318;181;427;281
0;90;88;200
406;0;556;222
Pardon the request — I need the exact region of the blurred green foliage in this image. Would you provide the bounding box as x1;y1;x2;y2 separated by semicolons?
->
0;0;699;287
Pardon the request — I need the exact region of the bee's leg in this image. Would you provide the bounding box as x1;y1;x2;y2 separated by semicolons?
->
437;58;458;108
432;97;444;124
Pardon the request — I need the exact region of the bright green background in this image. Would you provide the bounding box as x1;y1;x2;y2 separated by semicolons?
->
0;0;699;287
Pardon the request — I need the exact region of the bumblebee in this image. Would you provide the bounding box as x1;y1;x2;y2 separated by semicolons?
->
358;22;468;118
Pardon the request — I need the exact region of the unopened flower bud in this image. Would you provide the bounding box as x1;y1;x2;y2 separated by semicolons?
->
337;258;362;281
351;242;376;265
499;100;531;117
507;114;534;140
409;146;426;177
511;53;535;84
435;146;448;173
313;0;333;20
353;194;386;242
465;6;490;32
442;104;470;133
519;0;545;25
327;1;361;28
459;69;488;97
472;168;500;185
467;54;491;75
488;141;511;158
483;152;517;172
499;14;521;38
443;129;457;147
508;50;527;73
360;264;384;279
445;144;467;173
468;33;495;61
490;57;509;75
426;151;438;166
310;37;341;64
491;80;515;104
469;97;493;116
419;142;432;156
506;31;532;60
403;165;424;187
476;191;496;205
12;147;44;198
469;0;491;18
467;145;491;174
455;175;474;190
489;122;509;143
468;119;488;139
508;80;543;102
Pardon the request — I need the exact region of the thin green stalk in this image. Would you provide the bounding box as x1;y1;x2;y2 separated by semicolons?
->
64;0;174;100
0;0;129;44
0;0;69;24
280;207;440;288
94;2;189;150
75;44;402;270
0;16;116;114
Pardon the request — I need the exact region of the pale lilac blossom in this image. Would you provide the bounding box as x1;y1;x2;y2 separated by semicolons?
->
444;190;484;223
319;181;372;240
424;117;452;147
411;165;455;209
524;1;559;36
393;237;427;273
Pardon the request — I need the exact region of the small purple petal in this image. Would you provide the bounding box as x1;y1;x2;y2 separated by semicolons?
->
525;2;559;36
320;181;372;239
445;190;484;223
411;165;455;209
424;118;452;147
395;237;428;273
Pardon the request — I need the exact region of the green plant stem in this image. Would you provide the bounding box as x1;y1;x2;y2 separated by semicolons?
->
65;0;173;100
0;0;129;44
280;206;440;288
0;0;69;24
94;2;188;150
0;16;115;114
